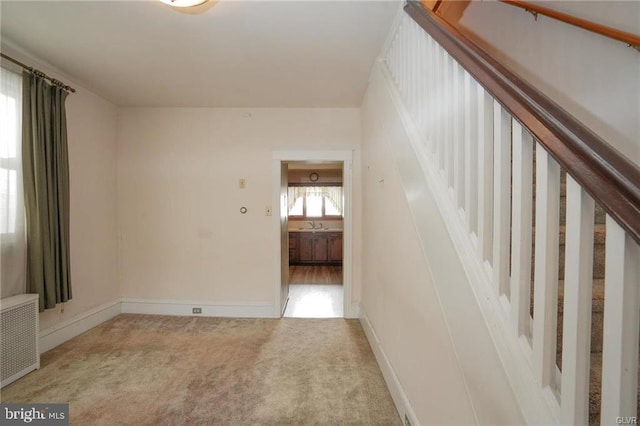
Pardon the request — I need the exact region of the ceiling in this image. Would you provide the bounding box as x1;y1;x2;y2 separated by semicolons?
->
0;0;400;107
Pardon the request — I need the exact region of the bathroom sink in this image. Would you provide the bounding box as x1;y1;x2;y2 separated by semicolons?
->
294;228;341;232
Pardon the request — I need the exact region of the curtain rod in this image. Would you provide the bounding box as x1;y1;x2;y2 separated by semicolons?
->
1;52;76;93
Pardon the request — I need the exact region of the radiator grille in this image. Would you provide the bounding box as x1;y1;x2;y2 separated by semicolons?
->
1;296;39;386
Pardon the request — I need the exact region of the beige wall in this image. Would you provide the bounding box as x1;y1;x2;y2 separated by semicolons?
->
1;44;120;332
117;108;361;308
452;0;640;164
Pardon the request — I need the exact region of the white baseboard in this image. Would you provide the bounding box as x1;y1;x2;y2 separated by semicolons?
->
37;297;344;354
121;298;274;318
359;305;418;426
39;299;121;354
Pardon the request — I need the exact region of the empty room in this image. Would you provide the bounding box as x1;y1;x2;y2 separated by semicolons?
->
1;0;639;425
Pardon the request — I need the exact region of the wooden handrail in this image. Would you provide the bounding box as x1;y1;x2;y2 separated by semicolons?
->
499;0;640;50
404;1;640;244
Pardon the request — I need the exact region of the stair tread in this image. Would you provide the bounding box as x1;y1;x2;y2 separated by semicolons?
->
557;279;605;313
530;279;605;310
527;153;613;424
557;224;606;245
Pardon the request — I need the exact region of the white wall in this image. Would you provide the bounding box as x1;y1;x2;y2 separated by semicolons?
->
0;43;120;333
360;67;477;424
452;0;640;164
117;108;361;311
360;64;529;424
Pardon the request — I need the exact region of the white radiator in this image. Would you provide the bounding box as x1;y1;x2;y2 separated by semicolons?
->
1;294;40;388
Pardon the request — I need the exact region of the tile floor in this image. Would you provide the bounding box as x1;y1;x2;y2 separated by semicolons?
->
283;284;343;318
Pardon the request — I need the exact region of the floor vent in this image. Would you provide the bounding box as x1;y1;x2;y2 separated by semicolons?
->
1;294;40;388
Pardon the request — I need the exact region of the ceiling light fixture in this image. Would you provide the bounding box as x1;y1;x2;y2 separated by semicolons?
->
160;0;208;8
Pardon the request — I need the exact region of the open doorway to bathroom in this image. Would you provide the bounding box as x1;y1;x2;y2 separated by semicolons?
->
283;162;344;318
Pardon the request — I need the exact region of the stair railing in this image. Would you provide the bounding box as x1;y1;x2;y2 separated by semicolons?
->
498;0;640;51
386;2;640;424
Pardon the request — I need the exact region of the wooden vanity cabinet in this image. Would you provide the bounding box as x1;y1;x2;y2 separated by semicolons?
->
288;233;298;263
298;233;314;263
328;234;342;263
289;231;342;265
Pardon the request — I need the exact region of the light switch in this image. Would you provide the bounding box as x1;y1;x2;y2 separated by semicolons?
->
239;178;246;189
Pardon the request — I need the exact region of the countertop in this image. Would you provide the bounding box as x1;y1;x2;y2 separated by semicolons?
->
289;228;343;233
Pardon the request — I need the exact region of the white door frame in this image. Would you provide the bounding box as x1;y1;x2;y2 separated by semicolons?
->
272;149;355;318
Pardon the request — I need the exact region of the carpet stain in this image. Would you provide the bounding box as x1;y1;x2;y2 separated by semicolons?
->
1;314;401;426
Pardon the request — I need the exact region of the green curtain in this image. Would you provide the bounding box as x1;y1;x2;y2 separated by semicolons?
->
22;70;71;312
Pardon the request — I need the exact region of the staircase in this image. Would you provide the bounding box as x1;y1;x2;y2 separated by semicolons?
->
529;159;620;424
548;170;639;425
385;2;640;424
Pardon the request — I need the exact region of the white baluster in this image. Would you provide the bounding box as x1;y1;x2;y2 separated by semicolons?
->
493;101;511;297
418;29;428;143
446;53;455;189
407;22;414;109
394;28;401;85
426;35;434;154
429;36;437;156
440;46;446;171
397;22;404;95
464;72;478;235
458;64;466;212
453;61;464;209
415;24;423;125
443;51;451;182
532;145;561;388
401;23;409;108
477;85;494;264
560;176;594;426
510;120;533;336
601;218;640;424
434;43;444;171
408;22;417;119
422;35;429;145
415;28;423;140
402;23;409;103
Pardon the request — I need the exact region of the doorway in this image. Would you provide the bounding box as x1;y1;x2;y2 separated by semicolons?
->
272;150;354;319
284;162;344;318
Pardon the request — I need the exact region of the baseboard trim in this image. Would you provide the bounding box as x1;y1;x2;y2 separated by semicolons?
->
121;298;274;318
39;299;122;354
359;305;418;426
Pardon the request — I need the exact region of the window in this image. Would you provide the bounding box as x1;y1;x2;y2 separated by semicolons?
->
288;186;343;219
1;66;26;299
0;67;23;237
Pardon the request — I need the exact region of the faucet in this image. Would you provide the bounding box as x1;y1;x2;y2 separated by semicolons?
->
308;221;316;229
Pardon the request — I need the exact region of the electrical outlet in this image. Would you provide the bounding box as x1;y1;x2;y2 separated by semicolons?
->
239;178;246;189
265;206;272;216
192;307;202;314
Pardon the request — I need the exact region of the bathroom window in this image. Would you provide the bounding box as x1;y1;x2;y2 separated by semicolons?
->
288;186;342;219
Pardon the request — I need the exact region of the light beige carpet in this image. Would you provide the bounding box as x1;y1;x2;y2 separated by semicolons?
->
1;314;401;426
